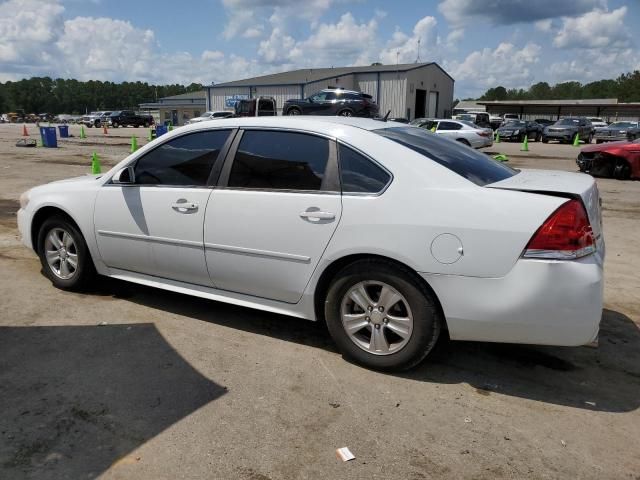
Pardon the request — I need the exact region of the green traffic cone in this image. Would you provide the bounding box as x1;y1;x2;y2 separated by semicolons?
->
493;154;508;162
36;136;43;147
79;125;86;139
430;126;436;133
520;134;529;152
130;135;138;153
168;122;173;131
572;133;580;147
495;131;500;143
91;152;101;174
147;128;153;141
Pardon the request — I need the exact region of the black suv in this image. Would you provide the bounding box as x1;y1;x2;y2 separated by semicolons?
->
283;89;379;117
107;110;153;128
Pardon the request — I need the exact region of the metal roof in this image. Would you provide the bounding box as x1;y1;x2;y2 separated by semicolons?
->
208;62;453;88
478;99;618;106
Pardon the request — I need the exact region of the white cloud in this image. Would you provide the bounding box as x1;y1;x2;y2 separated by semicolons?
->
553;7;631;50
547;49;640;84
534;19;553;32
447;42;541;96
379;16;439;64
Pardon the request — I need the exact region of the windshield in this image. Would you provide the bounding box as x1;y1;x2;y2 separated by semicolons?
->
609;122;637;128
374;127;516;186
212;112;230;117
556;118;581;126
502;120;525;127
410;118;428;125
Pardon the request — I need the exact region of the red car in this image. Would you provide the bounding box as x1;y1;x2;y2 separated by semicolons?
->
577;139;640;180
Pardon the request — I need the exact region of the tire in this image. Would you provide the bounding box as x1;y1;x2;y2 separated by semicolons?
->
542;137;548;143
535;132;542;142
286;108;301;116
338;109;353;117
112;121;119;128
456;138;471;147
144;122;150;128
94;120;100;128
87;124;93;128
324;259;442;371
613;160;631;180
37;215;95;291
585;133;593;144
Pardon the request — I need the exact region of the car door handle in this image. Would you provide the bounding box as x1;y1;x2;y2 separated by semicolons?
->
300;210;335;220
172;201;199;212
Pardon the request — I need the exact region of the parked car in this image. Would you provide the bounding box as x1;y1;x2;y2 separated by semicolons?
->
496;120;543;142
415;118;493;148
17;116;604;371
234;97;277;117
594;121;640;143
489;114;504;130
456;112;491;128
283;89;379;118
588;117;608;131
542;117;594;144
577;138;640;180
503;114;519;121
186;111;234;124
81;111;112;128
534;119;555;127
107;110;154;128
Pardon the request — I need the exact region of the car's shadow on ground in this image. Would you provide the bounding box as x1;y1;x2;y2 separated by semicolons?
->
92;277;640;414
0;322;226;479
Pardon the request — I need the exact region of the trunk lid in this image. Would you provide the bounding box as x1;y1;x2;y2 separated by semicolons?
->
486;169;603;251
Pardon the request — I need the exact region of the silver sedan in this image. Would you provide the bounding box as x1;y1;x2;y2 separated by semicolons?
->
411;118;493;148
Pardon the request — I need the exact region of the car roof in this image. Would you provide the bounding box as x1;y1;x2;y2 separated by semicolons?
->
320;88;362;95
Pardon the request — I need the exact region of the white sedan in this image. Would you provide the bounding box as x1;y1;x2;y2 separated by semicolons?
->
186;111;234;124
410;118;493;148
17;117;604;370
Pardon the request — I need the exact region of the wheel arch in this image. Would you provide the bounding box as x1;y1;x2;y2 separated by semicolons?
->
313;253;447;329
30;205;84;251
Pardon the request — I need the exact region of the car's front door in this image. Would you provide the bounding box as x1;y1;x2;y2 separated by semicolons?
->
94;129;233;286
204;129;342;303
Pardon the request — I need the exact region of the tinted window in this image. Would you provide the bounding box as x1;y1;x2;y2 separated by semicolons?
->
228;130;330;191
324;92;337;100
375;127;517;187
438;121;461;131
134;130;230;186
339;144;390;193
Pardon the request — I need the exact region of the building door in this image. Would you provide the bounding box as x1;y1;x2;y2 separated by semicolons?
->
415;89;426;119
171;110;178;126
428;91;439;118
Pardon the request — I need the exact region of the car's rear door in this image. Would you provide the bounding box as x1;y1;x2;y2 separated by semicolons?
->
203;128;342;303
94;129;233;286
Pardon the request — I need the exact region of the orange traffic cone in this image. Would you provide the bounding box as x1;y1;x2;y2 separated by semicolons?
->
22;124;29;136
103;124;108;135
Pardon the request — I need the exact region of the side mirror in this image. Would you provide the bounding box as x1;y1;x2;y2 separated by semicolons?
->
112;166;135;184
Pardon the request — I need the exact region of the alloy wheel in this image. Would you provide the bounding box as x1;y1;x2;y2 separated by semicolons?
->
44;227;79;280
340;281;413;355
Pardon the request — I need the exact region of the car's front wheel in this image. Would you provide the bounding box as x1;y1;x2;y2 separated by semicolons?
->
37;216;95;291
338;109;353;117
325;260;441;371
286;108;301;115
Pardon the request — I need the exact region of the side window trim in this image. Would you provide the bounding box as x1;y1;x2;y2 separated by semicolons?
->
108;128;234;188
336;140;393;196
217;128;340;194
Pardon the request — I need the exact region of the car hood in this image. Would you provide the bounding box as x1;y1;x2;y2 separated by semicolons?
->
581;140;636;153
487;169;602;245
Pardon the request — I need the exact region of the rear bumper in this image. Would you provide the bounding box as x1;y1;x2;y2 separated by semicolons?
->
421;253;604;346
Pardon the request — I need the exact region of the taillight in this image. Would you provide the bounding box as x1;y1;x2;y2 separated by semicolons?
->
477;131;490;137
523;199;595;260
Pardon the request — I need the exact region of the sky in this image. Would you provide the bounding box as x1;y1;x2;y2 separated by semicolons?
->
0;0;638;98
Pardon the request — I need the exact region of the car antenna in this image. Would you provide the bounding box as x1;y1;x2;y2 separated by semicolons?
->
382;110;391;122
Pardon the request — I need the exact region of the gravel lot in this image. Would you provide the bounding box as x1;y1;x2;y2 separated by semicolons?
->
0;123;638;480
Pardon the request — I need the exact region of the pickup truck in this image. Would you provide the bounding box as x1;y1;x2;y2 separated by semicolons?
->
81;111;112;128
107;110;154;128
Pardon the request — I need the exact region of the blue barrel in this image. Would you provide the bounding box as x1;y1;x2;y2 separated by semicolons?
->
58;125;69;138
155;125;168;137
39;127;57;148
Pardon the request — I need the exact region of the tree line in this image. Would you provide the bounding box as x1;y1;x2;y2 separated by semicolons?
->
0;77;203;114
473;70;640;103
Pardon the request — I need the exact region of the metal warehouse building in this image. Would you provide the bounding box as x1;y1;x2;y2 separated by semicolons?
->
204;62;454;120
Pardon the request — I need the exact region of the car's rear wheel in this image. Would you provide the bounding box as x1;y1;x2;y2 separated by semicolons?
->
585;133;593;144
456;138;471;147
286;108;301;115
338;109;353;117
112;121;119;128
325;260;441;371
542;137;548;143
37;216;95;291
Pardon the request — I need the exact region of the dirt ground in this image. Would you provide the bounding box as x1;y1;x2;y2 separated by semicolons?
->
0;123;638;480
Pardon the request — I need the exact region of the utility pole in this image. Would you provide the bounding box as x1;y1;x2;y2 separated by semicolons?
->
416;38;421;63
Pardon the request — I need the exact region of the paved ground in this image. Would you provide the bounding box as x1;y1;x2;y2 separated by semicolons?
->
0;123;639;480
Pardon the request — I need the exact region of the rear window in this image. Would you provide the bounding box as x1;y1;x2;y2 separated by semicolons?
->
374;127;517;186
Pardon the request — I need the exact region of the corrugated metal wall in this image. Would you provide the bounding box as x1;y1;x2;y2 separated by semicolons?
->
254;86;301;113
378;73;407;118
303;74;355;97
355;73;378;102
